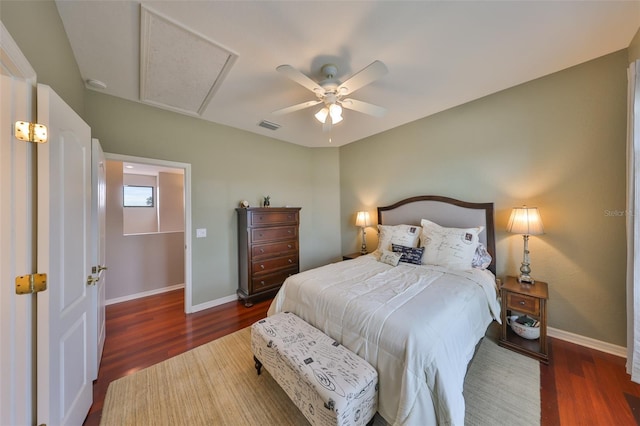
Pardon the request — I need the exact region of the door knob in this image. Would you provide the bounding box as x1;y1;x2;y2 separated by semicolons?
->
87;275;100;286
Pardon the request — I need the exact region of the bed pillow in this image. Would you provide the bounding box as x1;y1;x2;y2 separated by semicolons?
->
391;244;425;265
375;224;421;255
472;243;492;269
419;219;483;270
379;249;402;266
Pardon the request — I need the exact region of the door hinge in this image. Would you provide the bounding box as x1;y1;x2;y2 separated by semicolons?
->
15;273;47;295
14;121;48;143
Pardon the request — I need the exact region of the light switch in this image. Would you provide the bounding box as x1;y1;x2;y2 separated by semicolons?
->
196;228;207;238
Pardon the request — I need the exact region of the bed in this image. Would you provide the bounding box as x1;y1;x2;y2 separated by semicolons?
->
267;195;501;426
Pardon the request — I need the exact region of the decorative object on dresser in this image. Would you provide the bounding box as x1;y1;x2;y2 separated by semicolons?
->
236;207;300;307
506;206;544;283
263;195;270;207
499;275;549;363
355;211;371;255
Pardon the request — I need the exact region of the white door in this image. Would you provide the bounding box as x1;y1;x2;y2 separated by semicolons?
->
36;84;93;425
0;25;37;425
90;138;107;380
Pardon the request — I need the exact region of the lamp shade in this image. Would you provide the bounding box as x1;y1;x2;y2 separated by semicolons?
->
314;107;329;123
506;207;544;235
355;211;371;227
329;103;343;124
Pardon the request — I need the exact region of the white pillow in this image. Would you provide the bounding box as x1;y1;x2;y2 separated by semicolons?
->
379;249;402;266
419;219;483;270
375;224;421;255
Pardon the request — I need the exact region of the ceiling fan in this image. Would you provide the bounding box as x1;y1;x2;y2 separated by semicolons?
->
273;60;388;132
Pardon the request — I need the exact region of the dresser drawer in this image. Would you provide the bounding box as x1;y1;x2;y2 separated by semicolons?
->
251;267;298;292
251;226;297;243
506;292;540;316
252;240;298;260
252;254;298;276
250;211;298;226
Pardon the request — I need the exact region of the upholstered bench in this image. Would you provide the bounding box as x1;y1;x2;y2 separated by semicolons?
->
251;312;378;426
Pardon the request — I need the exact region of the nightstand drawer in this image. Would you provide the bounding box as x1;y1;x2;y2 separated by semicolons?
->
506;293;540;316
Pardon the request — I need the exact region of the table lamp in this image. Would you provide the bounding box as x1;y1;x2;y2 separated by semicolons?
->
355;211;371;255
507;206;544;283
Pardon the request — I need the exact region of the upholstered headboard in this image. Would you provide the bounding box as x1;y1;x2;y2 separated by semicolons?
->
377;195;496;274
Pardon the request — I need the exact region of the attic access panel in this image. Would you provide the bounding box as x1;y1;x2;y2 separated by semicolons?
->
140;5;237;116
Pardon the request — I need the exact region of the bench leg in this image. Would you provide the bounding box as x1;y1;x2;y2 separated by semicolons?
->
253;355;263;375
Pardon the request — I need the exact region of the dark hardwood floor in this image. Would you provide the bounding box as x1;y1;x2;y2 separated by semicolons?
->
84;289;640;426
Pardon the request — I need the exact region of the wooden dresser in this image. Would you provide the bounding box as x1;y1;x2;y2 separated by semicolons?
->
236;207;301;307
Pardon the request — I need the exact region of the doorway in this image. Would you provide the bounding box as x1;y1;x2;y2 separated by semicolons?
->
104;153;193;313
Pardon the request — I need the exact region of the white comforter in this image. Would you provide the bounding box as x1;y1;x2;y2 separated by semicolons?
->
267;254;501;426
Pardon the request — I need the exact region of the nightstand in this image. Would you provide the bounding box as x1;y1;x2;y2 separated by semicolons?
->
498;276;549;364
342;252;366;261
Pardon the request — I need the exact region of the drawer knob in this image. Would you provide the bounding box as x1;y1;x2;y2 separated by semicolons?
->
260;264;265;269
260;248;264;253
288;230;292;234
519;301;525;305
260;281;265;286
288;259;293;263
259;233;263;237
287;244;292;249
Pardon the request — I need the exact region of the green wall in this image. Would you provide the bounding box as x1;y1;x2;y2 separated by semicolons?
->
339;51;629;346
1;0;85;115
84;92;342;304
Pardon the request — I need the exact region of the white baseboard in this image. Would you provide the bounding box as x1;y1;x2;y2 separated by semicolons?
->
106;284;240;313
190;294;239;313
106;283;186;306
548;326;626;358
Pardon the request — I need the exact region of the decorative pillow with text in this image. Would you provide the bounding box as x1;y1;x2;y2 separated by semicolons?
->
392;244;425;265
419;219;483;270
375;224;421;255
379;249;402;266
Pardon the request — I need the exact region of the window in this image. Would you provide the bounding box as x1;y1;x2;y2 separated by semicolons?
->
123;185;154;207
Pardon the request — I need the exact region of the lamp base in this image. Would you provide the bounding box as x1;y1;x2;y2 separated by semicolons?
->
360;227;367;255
518;274;535;284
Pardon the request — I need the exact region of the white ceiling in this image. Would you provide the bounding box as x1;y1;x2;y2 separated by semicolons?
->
55;1;640;148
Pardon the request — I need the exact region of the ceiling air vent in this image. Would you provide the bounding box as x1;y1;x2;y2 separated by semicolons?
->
258;120;281;131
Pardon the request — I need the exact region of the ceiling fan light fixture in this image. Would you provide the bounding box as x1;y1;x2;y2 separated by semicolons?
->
276;60;387;133
329;103;343;123
315;107;329;123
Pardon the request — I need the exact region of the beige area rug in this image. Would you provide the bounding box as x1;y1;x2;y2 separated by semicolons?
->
101;327;540;426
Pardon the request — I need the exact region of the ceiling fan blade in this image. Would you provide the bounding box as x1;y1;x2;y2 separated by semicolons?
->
337;60;388;96
276;64;324;94
272;99;322;115
341;98;387;117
